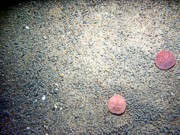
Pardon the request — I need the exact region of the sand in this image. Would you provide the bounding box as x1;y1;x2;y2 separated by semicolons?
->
0;0;179;134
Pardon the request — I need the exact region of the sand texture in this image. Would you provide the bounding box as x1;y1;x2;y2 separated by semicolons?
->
0;0;180;134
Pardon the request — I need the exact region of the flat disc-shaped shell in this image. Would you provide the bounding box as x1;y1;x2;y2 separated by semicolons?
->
155;50;176;70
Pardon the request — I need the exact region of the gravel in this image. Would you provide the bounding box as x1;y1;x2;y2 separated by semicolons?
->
0;0;180;134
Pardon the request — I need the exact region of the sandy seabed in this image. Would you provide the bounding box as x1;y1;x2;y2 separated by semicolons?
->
0;0;180;134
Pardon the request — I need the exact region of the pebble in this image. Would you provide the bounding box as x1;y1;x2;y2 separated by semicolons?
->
26;127;30;130
54;103;58;109
54;83;59;86
42;95;46;100
170;92;175;96
25;26;29;30
43;36;48;39
59;74;64;77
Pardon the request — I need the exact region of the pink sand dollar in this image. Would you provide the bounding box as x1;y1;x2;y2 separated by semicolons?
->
155;50;176;70
108;94;126;115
